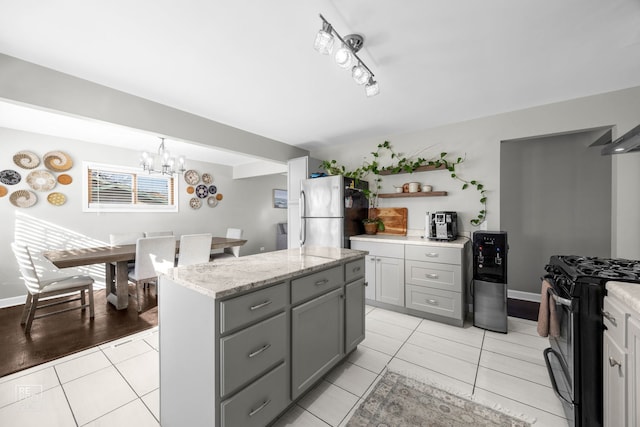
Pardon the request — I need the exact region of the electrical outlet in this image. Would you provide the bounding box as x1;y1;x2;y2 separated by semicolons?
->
260;247;265;252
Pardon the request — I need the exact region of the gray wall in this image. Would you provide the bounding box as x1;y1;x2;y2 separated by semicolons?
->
312;86;640;294
501;131;612;293
0;128;287;300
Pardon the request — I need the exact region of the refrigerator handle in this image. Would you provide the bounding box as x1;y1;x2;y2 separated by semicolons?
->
299;190;306;246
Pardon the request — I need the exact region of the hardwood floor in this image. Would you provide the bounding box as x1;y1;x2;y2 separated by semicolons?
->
0;286;158;378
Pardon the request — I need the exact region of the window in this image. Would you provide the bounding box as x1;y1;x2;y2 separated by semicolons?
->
83;162;177;212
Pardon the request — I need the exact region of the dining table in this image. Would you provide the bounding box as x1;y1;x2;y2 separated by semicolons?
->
42;237;247;310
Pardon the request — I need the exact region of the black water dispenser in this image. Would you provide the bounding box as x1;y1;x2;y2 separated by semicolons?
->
473;231;508;333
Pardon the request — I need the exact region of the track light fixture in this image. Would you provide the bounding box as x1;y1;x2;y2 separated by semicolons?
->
313;14;379;97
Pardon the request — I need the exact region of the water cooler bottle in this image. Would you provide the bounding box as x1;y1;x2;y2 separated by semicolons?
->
473;231;508;333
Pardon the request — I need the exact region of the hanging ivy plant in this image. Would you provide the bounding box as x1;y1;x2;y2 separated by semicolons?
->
321;141;487;226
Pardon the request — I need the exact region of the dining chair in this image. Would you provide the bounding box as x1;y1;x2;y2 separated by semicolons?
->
211;228;244;260
128;236;176;312
177;233;213;267
144;231;174;237
11;242;95;334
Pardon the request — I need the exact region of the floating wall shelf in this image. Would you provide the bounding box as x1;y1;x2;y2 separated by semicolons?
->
378;191;447;198
378;164;447;176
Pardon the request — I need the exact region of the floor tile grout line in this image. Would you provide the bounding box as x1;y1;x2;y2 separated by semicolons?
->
475;363;555;390
472;330;486;394
139;389;160;423
53;365;80;427
400;338;482;366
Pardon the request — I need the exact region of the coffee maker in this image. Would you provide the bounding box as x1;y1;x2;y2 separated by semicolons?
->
426;211;458;241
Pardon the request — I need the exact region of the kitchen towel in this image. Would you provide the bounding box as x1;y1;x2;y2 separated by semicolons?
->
537;279;560;338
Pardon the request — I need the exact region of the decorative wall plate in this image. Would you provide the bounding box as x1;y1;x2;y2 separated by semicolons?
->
189;197;202;209
43;151;73;171
26;170;56;191
207;196;218;207
186;186;195;194
195;184;208;198
0;169;21;185
47;192;66;206
208;185;217;194
184;170;199;185
57;174;73;185
201;173;213;184
0;185;7;197
215;193;223;201
13;151;41;169
10;190;37;208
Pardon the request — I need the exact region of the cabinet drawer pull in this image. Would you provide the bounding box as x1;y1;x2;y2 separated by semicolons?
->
425;253;439;258
425;273;439;279
352;266;361;273
608;357;622;368
315;279;329;286
602;310;617;326
248;344;271;358
249;300;272;311
248;399;271;417
426;299;438;305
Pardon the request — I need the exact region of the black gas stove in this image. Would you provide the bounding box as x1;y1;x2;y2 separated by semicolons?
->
543;255;640;427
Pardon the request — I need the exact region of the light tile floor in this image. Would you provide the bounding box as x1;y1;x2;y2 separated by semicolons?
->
0;306;568;426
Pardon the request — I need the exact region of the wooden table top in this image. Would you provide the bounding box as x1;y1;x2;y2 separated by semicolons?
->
43;237;247;269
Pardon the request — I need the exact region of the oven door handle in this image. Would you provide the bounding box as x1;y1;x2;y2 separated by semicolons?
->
543;348;575;408
547;287;572;308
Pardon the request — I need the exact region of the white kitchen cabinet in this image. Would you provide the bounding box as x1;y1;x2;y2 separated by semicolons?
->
629;317;640;427
603;330;627;427
351;236;469;327
604;285;640;427
351;240;404;307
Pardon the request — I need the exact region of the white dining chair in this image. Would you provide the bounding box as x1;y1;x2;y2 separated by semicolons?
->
11;242;95;334
144;231;174;237
128;236;176;312
177;233;213;267
212;228;244;260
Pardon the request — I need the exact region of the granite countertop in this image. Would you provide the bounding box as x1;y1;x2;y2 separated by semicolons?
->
160;247;366;299
607;281;640;318
350;234;469;248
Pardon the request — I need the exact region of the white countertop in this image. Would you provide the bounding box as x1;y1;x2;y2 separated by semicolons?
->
350;234;469;248
160;247;366;299
607;281;640;317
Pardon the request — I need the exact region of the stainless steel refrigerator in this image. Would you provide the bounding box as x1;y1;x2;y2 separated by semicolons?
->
300;175;369;248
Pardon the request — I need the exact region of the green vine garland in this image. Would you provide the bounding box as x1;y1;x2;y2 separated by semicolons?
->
321;141;487;226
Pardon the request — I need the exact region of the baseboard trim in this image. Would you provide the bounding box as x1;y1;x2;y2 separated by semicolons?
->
507;290;540;303
0;295;26;309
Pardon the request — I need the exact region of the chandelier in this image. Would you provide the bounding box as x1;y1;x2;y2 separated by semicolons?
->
313;13;379;97
140;137;186;176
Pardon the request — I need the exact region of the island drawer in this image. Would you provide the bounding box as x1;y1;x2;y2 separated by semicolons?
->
405;284;462;320
291;266;342;305
220;282;287;334
220;312;286;398
405;245;460;265
220;362;289;427
345;258;365;283
405;260;462;292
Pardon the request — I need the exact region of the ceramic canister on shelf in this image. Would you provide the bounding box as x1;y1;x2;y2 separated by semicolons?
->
408;182;420;193
422;184;432;192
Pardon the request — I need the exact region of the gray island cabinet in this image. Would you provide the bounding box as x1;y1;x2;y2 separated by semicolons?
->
158;247;366;427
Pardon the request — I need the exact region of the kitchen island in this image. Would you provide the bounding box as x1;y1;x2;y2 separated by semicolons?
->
158;247;366;427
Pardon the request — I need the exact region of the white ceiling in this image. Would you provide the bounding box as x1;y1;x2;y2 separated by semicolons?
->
1;0;640;163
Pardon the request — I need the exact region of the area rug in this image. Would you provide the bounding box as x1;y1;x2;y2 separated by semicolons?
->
347;370;532;427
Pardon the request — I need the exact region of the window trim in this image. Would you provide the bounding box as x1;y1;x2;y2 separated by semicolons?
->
83;161;178;213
